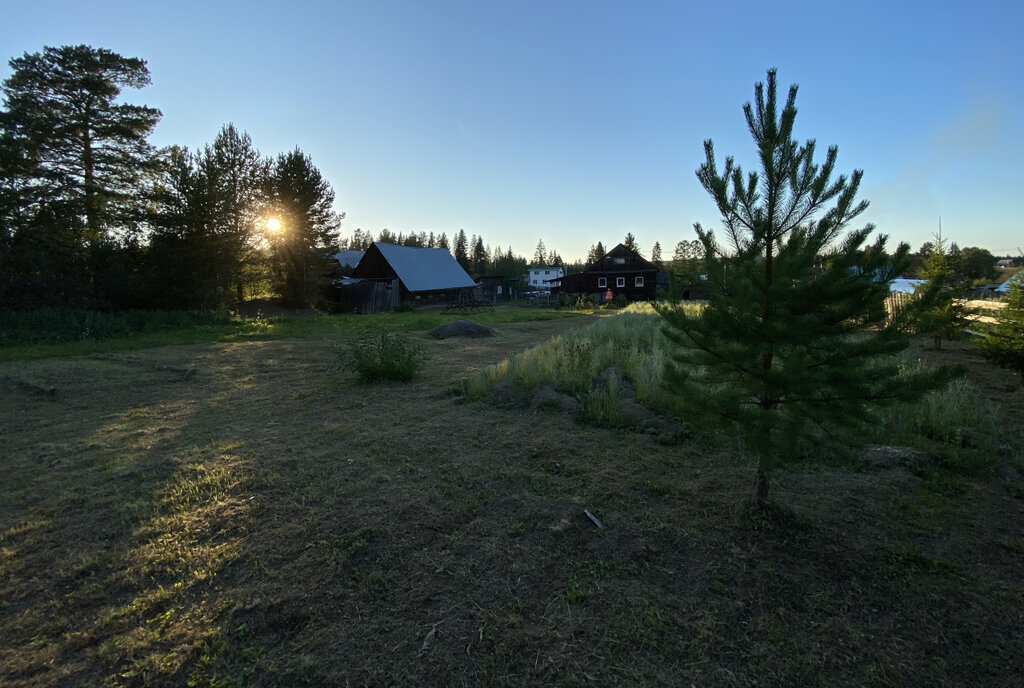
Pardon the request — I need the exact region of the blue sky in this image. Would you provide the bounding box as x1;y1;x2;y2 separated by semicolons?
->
3;0;1021;262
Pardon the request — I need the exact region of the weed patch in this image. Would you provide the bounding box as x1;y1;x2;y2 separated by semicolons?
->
336;328;428;382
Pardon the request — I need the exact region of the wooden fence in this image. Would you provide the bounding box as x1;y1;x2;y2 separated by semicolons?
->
885;291;916;324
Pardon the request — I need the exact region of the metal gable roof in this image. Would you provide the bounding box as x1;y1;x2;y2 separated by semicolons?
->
333;250;365;268
373;242;477;292
996;271;1023;293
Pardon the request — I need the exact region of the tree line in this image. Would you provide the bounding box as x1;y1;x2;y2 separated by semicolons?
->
0;45;549;311
0;45;350;310
2;45;1007;316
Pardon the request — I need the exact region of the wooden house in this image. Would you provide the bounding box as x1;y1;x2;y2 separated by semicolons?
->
340;242;478;311
551;243;658;301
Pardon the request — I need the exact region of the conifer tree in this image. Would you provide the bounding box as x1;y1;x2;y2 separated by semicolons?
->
657;70;958;505
454;229;469;269
266;147;341;306
651;241;663;263
1;45;161;247
1;45;161;305
913;232;971;349
349;228;372;250
471;235;487;275
534;238;547;266
974;279;1024;382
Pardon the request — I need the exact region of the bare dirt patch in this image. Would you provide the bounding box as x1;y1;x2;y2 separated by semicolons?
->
1;317;1022;687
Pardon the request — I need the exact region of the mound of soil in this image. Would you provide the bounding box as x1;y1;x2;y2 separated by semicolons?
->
429;319;496;339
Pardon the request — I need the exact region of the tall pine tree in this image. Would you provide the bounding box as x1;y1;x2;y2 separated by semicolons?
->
534;238;547;266
1;45;161;306
657;70;958;505
471;235;487;275
453;229;469;269
266;148;342;306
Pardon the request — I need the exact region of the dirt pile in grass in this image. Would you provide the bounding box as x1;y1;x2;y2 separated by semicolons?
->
429;319;496;339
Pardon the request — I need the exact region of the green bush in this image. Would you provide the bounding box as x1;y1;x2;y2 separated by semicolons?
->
613;293;629;309
392;300;417;313
340;328;427;382
574;295;597;311
554;295;575;310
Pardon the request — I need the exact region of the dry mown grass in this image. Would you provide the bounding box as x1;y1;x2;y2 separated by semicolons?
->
1;316;1023;687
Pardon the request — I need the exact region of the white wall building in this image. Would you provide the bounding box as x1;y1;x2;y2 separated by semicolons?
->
526;266;564;291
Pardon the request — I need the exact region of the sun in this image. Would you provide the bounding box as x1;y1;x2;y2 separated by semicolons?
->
266;218;281;232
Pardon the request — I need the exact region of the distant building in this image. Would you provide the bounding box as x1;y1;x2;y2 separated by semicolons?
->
996;271;1024;295
550;244;658;301
526;266;563;291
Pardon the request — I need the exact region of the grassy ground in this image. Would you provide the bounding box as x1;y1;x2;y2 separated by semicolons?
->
0;303;582;362
1;311;1022;686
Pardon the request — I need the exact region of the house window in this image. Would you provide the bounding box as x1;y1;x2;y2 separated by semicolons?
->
616;277;626;288
635;276;644;287
598;277;607;288
544;270;550;275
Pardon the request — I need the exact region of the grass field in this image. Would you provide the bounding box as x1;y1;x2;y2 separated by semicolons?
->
0;304;582;362
1;307;1023;686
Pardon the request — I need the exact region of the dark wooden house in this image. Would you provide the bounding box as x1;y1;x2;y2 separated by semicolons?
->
552;244;659;301
339;242;478;311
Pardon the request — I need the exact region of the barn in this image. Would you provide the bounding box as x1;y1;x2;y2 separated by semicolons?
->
341;242;478;312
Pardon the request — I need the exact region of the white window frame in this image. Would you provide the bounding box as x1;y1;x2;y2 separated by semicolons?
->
635;276;644;287
616;276;626;288
597;277;607;288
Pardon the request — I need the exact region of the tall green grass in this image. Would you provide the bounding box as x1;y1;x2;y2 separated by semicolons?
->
467;303;699;422
469;303;1016;467
870;359;1015;473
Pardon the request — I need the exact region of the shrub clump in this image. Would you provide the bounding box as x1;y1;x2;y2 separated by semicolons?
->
392;300;417;313
340;328;427;382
